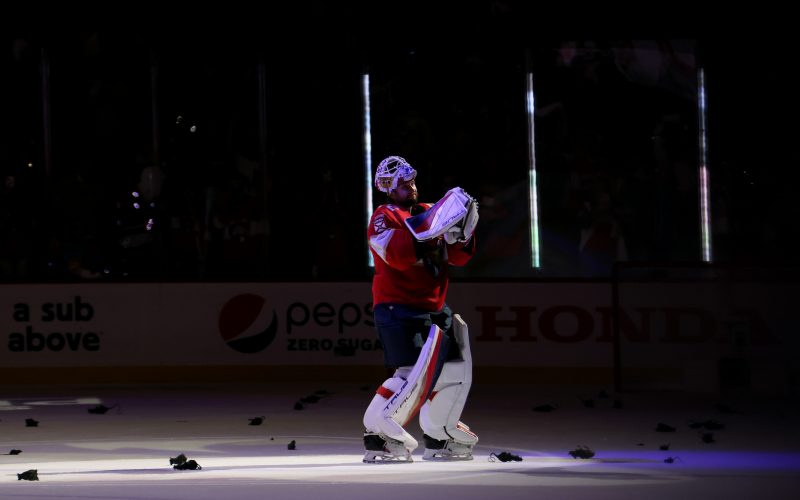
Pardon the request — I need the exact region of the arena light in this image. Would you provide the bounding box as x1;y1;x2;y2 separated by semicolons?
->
526;72;541;268
697;68;712;262
362;73;375;268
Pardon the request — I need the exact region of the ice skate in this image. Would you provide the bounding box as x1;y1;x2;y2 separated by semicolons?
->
362;433;414;463
421;433;475;461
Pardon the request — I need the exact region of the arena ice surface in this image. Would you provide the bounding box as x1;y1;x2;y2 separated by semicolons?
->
1;382;799;499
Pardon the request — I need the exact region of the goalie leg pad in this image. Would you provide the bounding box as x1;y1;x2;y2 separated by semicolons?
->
363;324;447;453
419;314;478;447
363;366;418;452
383;324;447;427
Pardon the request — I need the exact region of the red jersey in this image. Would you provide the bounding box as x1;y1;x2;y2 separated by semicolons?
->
368;203;475;311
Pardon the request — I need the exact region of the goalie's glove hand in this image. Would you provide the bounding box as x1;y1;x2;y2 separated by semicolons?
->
461;198;479;242
442;188;478;244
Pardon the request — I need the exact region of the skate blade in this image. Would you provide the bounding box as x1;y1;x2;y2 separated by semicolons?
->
422;450;474;461
363;452;414;464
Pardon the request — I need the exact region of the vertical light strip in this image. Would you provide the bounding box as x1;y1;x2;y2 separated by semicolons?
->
526;72;541;268
697;67;713;262
362;73;375;267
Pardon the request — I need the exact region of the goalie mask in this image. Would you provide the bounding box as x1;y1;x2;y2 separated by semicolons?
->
375;156;417;194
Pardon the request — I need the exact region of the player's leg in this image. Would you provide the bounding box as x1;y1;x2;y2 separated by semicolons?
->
363;305;449;463
419;314;478;460
362;365;417;463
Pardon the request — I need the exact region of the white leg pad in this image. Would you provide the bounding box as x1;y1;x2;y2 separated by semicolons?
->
419;314;478;445
363;367;418;452
363;324;445;452
383;325;445;426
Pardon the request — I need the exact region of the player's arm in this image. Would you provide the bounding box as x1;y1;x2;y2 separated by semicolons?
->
368;207;419;270
446;234;475;266
445;193;478;266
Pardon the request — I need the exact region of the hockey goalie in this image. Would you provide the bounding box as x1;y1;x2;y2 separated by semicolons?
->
363;155;479;463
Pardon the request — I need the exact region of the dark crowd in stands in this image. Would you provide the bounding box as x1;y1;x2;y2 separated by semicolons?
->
1;13;797;283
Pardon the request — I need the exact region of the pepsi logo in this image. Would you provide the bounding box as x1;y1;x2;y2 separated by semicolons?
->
219;294;278;353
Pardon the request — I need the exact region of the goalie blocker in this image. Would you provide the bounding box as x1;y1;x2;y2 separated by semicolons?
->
362;314;477;463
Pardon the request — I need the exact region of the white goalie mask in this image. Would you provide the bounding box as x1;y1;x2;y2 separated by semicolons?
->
375;156;417;194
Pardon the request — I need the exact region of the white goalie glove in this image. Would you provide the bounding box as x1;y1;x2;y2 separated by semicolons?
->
445;196;478;244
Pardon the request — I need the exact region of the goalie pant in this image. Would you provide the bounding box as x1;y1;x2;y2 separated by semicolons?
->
362;314;478;452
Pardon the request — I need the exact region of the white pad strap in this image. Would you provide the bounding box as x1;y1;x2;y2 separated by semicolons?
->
419;314;478;444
